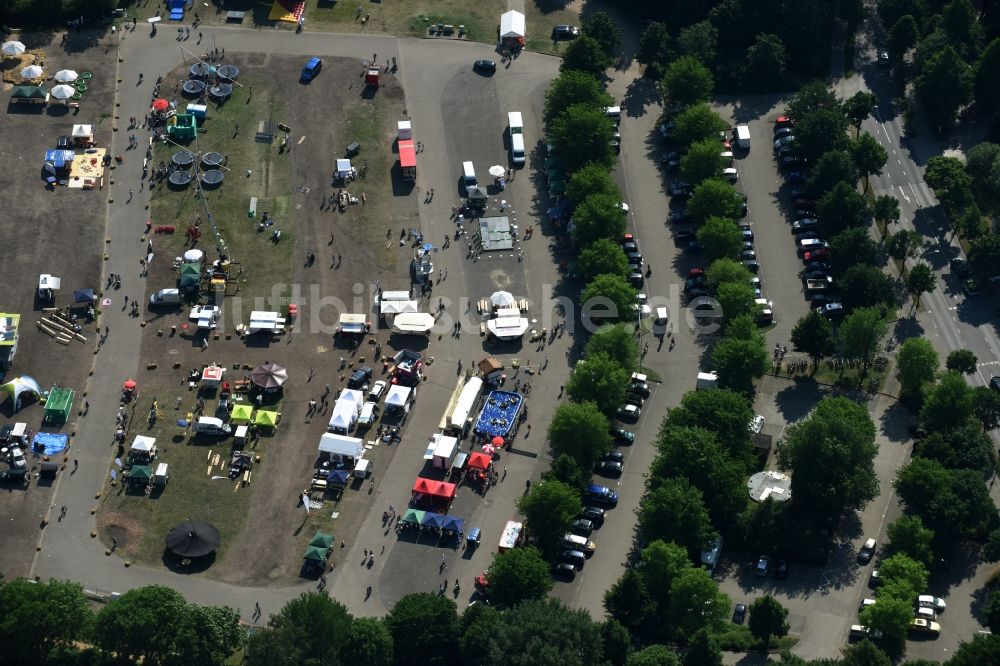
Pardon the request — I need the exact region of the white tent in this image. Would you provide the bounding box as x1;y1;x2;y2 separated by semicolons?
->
72;124;93;141
385;385;412;410
487;316;529;340
392;312;435;335
20;65;43;79
335;159;354;179
494;306;521;319
318;433;364;460
54;69;78;83
380;299;418;316
431;434;459;469
327;403;358;432
500;10;525;39
337;389;365;408
248;310;286;334
490;291;516;308
130;435;156;453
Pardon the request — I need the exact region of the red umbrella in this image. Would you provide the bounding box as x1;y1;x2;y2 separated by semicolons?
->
123;379;137;390
491;436;504;446
151;98;169;111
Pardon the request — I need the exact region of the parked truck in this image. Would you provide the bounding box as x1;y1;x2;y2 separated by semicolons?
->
735;125;750;150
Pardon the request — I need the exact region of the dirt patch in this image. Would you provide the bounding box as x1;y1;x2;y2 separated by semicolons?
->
0;31;116;580
95;510;145;556
96;53;417;586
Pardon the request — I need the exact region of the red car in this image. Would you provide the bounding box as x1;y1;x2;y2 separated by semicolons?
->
802;247;830;263
775;115;794;128
474;573;490;595
688;267;705;278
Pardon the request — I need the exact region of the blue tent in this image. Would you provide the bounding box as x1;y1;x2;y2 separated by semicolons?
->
442;516;465;533
73;288;95;303
421;513;447;529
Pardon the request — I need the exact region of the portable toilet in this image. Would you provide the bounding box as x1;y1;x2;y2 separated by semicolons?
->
397;120;412;140
153;463;169;487
185;103;207;121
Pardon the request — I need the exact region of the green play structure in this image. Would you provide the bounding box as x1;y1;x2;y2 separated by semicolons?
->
43;386;75;424
167;113;197;140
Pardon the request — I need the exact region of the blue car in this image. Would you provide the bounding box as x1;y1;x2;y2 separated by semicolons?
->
301;57;322;82
786;170;807;184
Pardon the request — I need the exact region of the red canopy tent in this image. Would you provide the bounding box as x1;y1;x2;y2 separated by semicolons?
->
398;139;416;181
412;477;457;499
467;451;491;471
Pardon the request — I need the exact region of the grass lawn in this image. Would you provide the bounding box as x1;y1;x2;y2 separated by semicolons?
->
809;358;889;394
523;0;580;55
146;82;294;311
302;0;505;44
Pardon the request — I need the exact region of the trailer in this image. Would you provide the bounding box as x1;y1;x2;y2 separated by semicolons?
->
398;139;416;181
498;520;523;552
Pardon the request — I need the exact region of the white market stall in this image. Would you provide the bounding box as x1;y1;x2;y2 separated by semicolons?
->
129;435;157;462
380;299;418;317
500;10;525;45
328;400;360;433
318;432;364;463
427;433;459;469
247;310;286;334
385;385;413;415
391;312;435;336
72;124;94;146
334;159;355;180
487;315;529;340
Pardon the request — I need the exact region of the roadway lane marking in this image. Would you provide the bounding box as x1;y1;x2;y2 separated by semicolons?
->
898;185;910;203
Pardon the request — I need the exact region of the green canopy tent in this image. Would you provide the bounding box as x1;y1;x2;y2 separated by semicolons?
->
179;263;200;293
303;545;329;562
401;509;425;526
1;375;42;412
129;465;152;485
253;409;280;429
11;85;49;102
309;531;334;549
43;386;75;424
230;403;254;424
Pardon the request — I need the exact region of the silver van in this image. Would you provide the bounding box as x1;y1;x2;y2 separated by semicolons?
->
149;288;181;306
462;161;476;185
562;533;596;555
510;134;526;166
194;416;231;436
358;401;379;428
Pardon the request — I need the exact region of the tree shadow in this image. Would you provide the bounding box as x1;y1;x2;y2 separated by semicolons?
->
878;399;914;444
719;93;793;125
621;75;658;119
773;379;827;423
892;314;925;341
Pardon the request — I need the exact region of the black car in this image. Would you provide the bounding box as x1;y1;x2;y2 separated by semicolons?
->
670;182;693;199
553;562;577;580
473;59;497;74
611;428;635;445
580;506;606;524
594;460;624;477
733;603;747;624
743;259;760;273
552;24;581;39
629;380;650;397
348;366;373;389
755;555;771;577
628;271;645;288
950;258;971;279
674;229;697;244
625;393;644;407
991;376;1000;393
780;155;805;169
775;559;788;579
602;450;625;463
569;518;594;536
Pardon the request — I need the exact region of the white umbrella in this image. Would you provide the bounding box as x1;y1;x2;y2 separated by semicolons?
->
20;64;43;79
490;291;516;308
147;16;161;23
54;69;78;83
488;165;505;177
2;41;25;57
51;84;76;100
183;249;204;262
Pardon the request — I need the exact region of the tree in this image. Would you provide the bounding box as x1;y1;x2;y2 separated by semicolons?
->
548;401;613;467
484;546;554;608
637;22;671;75
572;193;628;248
174;604;243;666
587;324;640;372
580;239;630;280
795;108;851;165
458;604;504;662
985;589;1000;634
886;515;936;568
551;104;617;174
706;258;751;291
602;619;631;666
777;397;879;519
673;103;729;148
791;310;837;365
885;229;920;262
567;163;622;204
639;540;692;606
926;156;974;214
788;81;842;122
628;644;681;666
484;598;607;666
604;569;655;638
946;349;978;374
517;480;582;556
697;216;743;260
843;91;878;130
887;15;920;63
895;458;997;547
880;553;930;597
839;307;888;368
652;425;750;522
807;150;857;197
667;389;754;461
975;39;1000;114
245;592;352;666
687;179;746;221
677;21;718;65
817;181;869;236
0;578;91;664
839;264;895;310
681;137;727;185
875;195;902;228
715;281;758;325
544;453;590;491
561;35;612;80
661;56;714;108
342;617;393;666
920;371;973;432
941;0;981;51
916;45;973;135
544;71;615;128
580;274;638;325
858;595;912;655
965;143;1000;213
830;228;882;276
906;263;937;309
712;334;769;397
852;134;888;192
582;11;622;58
566;353;629;414
748;596;790;650
683;628;722;666
918;421;997;475
669;569;729;640
972;385;1000;431
638;477;717;557
744;33;787;88
986;528;1000;561
896;338;939;402
385;593;459;666
970;233;1000;281
946;633;1000;666
92;585;192;666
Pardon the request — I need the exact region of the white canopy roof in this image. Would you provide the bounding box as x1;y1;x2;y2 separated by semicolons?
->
38;274;61;290
500;10;525;38
392;312;435;333
72;124;93;138
337;388;365;407
494;306;521;319
248;310;286;332
432;433;458;459
336;158;352;175
490;290;516;307
487;316;529;339
385;385;411;407
380;299;419;316
130;435;156;452
318;432;364;458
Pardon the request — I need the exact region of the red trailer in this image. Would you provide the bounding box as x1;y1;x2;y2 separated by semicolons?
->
365;67;380;87
398;139;416;180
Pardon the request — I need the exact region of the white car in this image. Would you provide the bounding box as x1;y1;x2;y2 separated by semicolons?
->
917;595;946;612
368;380;388;402
189;305;221;328
749;415;765;434
9;447;26;469
722;167;738;182
849;624;883;640
914;607;937;621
